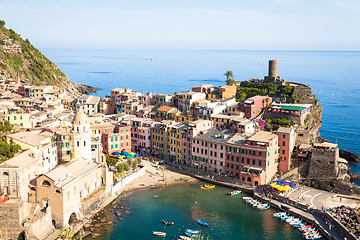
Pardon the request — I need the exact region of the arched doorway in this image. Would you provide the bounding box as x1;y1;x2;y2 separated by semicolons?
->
68;213;77;225
247;177;251;182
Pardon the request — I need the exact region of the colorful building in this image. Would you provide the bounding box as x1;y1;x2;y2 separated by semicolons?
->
238;95;272;119
277;127;295;172
225;131;279;186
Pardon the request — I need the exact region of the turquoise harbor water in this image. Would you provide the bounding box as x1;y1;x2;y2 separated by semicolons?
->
96;183;302;240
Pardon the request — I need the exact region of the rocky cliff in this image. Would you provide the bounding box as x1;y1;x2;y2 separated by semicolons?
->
0;20;98;96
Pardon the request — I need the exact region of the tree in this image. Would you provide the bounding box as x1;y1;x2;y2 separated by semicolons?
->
106;155;117;166
124;163;130;171
117;163;124;173
224;70;234;82
0;20;5;28
135;157;142;165
127;158;132;166
131;160;137;169
226;78;236;86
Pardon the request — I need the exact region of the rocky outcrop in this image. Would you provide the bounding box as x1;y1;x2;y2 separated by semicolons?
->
340;150;360;163
302;179;360;195
0;21;98;97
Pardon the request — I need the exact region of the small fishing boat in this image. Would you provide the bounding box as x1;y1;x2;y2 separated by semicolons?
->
205;185;215;189
228;190;242;196
186;229;199;234
273;212;286;217
153;231;166;236
257;203;270;210
198;219;209;226
179;236;191;240
162;220;174;226
185;232;199;238
242;196;252;200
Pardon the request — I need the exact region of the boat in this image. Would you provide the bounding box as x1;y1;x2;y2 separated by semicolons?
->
185;232;199;238
162;220;174;226
242;196;252;200
205;185;215;189
228;190;242;196
198;219;209;226
186;229;199;234
153;231;166;236
257;203;270;210
200;186;208;190
179;236;191;240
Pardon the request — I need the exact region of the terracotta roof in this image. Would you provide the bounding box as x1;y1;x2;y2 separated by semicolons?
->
157;106;174;112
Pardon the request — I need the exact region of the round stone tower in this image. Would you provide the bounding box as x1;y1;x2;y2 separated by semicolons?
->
268;59;278;78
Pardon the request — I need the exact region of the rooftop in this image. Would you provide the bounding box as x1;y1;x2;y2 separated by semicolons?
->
9;131;50;147
0;150;37;170
46;158;100;189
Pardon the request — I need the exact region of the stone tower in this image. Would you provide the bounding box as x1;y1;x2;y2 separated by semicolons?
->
72;110;92;162
268;59;278;78
264;59;285;85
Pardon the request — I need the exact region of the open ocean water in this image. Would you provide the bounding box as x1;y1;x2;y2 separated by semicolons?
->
40;49;360;239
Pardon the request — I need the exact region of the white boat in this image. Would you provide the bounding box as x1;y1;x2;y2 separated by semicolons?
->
179;236;191;240
228;190;242;196
242;196;252;200
153;231;166;236
257;203;270;210
273;212;286;217
186;229;199;234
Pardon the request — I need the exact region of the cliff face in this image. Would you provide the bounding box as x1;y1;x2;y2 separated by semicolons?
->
0;20;98;96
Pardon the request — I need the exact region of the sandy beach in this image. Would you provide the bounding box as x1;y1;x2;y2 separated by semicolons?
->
122;160;199;193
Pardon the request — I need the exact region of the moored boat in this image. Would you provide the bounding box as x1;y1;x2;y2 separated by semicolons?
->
228;190;242;196
186;229;199;234
162;220;174;226
198;219;209;226
179;236;191;240
185;232;199;238
153;231;166;236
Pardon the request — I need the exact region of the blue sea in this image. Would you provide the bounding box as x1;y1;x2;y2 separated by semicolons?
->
42;48;360;167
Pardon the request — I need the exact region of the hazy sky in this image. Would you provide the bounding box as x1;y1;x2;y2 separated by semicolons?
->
0;0;359;50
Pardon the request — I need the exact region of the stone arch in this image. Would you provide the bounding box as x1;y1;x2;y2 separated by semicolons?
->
68;212;77;225
2;171;9;176
41;180;51;186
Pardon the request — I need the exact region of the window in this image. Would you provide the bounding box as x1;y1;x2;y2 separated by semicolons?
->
247;159;250;164
282;141;285;146
252;159;255;165
242;158;244;163
259;152;262;156
14;116;16;120
259;160;262;166
20;123;23;127
220;153;223;158
282;150;285;154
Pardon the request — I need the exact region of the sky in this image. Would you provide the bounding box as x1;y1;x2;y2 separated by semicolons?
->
0;0;359;50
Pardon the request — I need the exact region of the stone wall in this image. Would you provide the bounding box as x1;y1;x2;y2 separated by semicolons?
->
291;84;314;104
307;147;339;179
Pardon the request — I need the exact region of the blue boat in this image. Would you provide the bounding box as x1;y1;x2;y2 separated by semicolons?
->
197;219;208;226
185;232;199;238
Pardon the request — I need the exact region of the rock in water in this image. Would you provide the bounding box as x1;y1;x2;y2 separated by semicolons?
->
340;150;360;163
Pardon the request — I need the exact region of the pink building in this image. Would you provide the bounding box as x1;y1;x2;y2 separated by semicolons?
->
225;131;279;186
277;127;295;172
182;120;213;166
238;96;272;119
191;127;230;173
130;117;159;154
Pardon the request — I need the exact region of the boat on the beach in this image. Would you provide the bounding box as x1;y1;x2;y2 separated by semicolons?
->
162;220;174;226
186;229;199;234
153;231;166;236
198;219;209;226
228;190;242;196
185;232;199;238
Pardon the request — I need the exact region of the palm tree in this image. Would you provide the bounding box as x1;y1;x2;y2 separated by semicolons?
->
224;71;235;85
224;70;234;81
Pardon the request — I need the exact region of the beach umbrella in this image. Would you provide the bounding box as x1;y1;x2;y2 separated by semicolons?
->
112;151;121;156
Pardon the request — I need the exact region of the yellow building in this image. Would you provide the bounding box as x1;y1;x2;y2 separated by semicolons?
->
6;110;32;128
174;113;198;123
219;85;237;99
167;123;186;163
